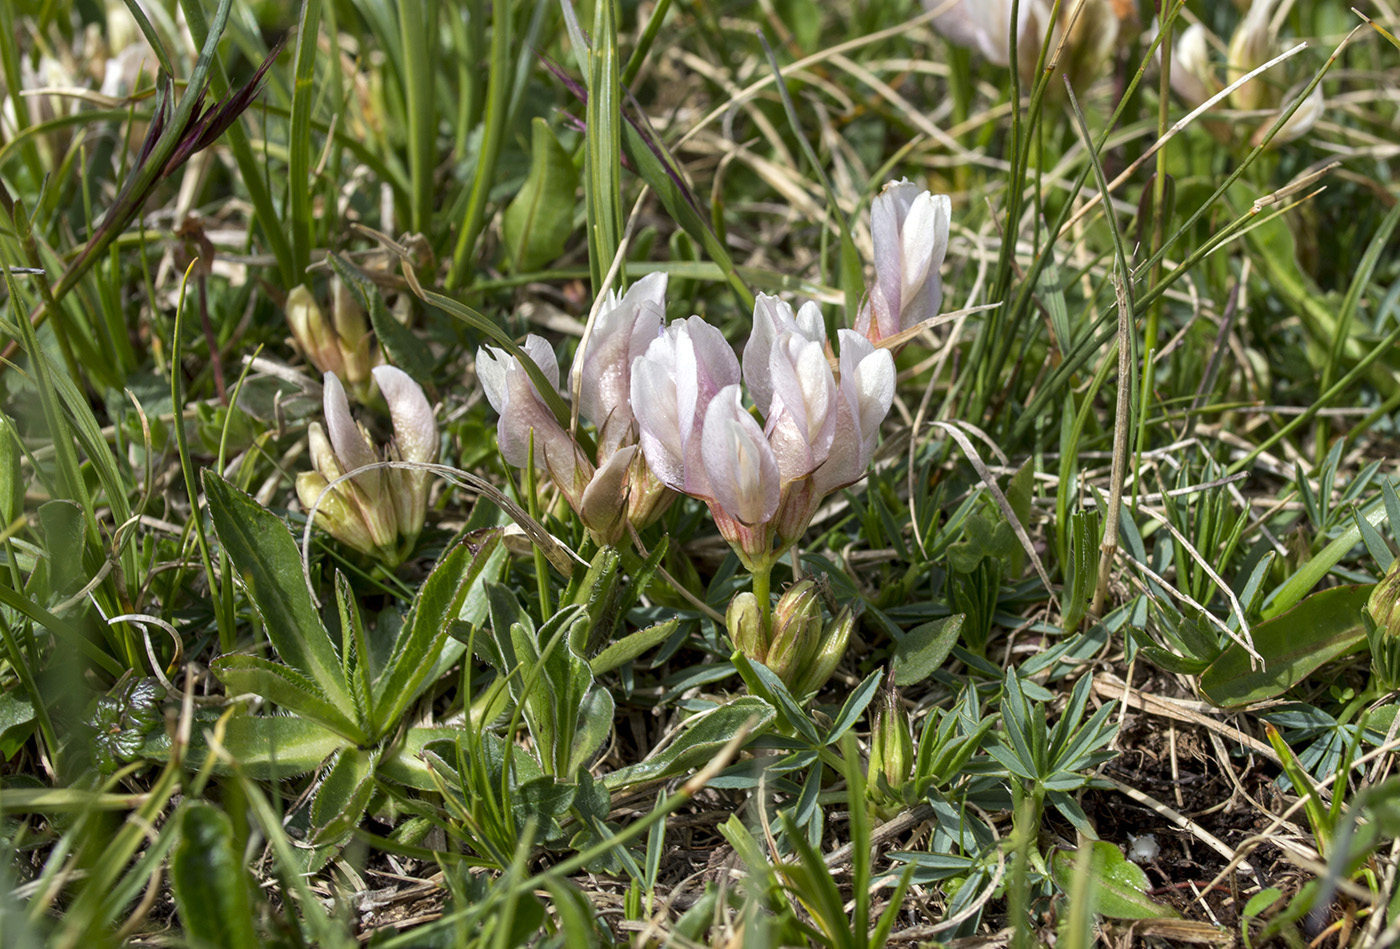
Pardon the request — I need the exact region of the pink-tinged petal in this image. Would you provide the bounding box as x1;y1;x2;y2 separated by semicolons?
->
838;330;895;436
701;386;780;526
580;444;637;544
906;193;951;331
322;372;377;472
521;334;561;391
476;345;513;414
870;185;907;336
632;336;686;490
632;317;739;501
373;365;437;465
580;272;667;448
811;331;894;495
742;294;794;416
765;336;836;481
496;365;573;472
793;301;825;342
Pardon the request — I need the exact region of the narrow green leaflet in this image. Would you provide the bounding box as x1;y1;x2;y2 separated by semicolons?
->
211;654;364;743
1200;585;1371;707
374;535;500;734
310;746;380;845
603;697;774;790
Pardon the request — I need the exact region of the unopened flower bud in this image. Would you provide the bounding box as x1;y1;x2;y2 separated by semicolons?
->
1368;561;1400;640
1227;0;1278;113
296;471;377;557
795;605;853;697
1368;561;1400;692
727;592;765;663
332;277;373;388
867;687;914;800
287;286;345;378
767;581;824;686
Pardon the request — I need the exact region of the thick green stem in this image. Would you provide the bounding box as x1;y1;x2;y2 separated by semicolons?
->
751;557;773;644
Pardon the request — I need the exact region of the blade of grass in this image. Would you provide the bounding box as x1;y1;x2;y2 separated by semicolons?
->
288;0;325;279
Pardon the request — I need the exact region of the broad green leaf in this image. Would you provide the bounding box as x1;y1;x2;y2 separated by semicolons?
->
1050;841;1180;920
310;746;379;846
603;696;774;790
570;687;614;776
38;500;87;600
503;118;580;272
0;691;36;760
172;803;259;949
144;713;348;779
893;615;964;687
589;619;678;676
211;655;364;743
374;534;500;734
1200;585;1370;707
202;472;349;707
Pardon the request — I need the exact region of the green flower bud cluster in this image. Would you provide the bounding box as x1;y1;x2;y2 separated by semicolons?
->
727;580;853;697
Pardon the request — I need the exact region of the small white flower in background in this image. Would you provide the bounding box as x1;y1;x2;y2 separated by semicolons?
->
925;0;1124;91
1166;23;1217;110
1127;833;1160;863
1227;0;1278;113
857;181;952;346
1157;1;1324;149
297;369;438;565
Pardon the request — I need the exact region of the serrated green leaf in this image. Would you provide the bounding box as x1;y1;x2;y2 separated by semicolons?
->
202;472;350;708
374;535;499;735
147;713;348;780
212;655;364;742
310;746;379;846
603;696;774;790
589;619;677;676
